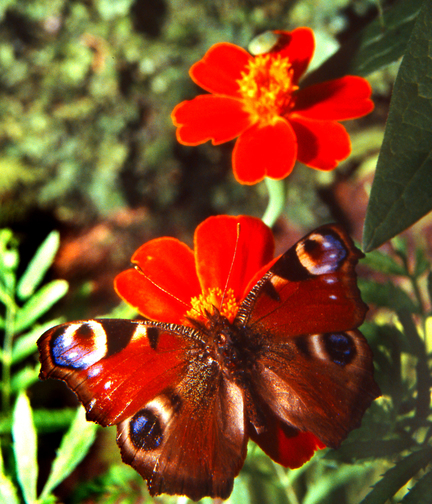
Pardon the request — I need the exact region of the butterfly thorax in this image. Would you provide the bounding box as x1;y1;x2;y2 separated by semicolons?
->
188;308;262;384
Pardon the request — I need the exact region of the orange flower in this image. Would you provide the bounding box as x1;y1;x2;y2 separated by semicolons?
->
171;28;374;185
114;215;324;469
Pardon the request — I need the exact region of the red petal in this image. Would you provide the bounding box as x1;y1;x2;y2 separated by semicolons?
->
294;76;374;120
289;116;351;170
114;238;200;325
232;119;297;184
194;215;274;300
250;417;325;469
190;42;252;97
273;27;315;82
171;95;252;146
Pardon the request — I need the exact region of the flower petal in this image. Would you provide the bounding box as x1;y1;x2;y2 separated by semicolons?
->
273;27;315;82
190;42;252;97
114;237;200;325
294;76;374;120
232;119;297;184
194;215;274;300
172;95;252;146
250;418;325;469
289;116;351;170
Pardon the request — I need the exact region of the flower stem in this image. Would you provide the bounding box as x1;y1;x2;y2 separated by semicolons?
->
262;178;286;227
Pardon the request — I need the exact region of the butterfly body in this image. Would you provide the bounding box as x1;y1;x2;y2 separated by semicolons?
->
38;223;380;501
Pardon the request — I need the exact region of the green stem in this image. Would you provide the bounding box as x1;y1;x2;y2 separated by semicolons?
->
2;295;16;413
261;178;286;227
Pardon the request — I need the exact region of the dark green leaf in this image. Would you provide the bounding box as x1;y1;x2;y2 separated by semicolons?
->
400;468;432;504
360;448;432;504
363;0;432;251
302;0;424;86
326;438;415;464
362;249;406;276
413;248;429;277
359;279;419;313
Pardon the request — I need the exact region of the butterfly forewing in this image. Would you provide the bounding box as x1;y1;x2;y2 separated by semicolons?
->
38;319;188;426
235;224;380;448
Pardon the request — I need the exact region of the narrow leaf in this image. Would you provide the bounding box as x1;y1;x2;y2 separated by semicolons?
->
15;280;68;333
363;1;432;251
40;408;98;499
362;249;406;276
17;231;60;301
0;448;19;504
12;392;38;504
303;0;423;85
10;366;40;393
0;408;77;435
360;448;432;504
12;319;63;364
401;468;432;504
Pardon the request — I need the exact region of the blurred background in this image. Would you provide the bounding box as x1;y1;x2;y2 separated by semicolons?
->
0;0;394;315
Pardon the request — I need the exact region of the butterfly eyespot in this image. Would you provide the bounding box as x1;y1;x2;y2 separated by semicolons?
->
51;321;108;369
130;409;164;451
323;332;356;366
296;232;347;276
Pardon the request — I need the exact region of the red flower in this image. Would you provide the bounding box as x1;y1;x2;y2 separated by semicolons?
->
171;28;374;185
114;215;325;470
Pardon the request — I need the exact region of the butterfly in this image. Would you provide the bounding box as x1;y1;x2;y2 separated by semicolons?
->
38;222;380;501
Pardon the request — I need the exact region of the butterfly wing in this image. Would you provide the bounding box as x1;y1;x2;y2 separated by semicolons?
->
37;319;187;426
236;224;380;449
38;318;248;501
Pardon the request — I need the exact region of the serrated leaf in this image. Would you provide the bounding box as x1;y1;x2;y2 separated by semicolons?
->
17;231;60;301
360;448;432;504
302;0;423;86
14;280;68;333
12;392;38;504
363;1;432;251
400;468;432;503
11;318;63;364
40;407;98;499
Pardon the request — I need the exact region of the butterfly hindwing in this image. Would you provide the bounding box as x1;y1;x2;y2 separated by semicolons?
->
117;374;247;501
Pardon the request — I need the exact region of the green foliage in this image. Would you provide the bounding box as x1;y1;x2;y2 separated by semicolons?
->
0;228;100;503
363;0;432;251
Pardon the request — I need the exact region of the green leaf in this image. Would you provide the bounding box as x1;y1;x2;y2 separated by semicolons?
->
10;366;40;392
0;408;77;435
359;279;419;313
14;280;68;333
302;0;424;86
400;468;432;503
326;438;415;464
12;392;38;504
362;249;407;276
17;231;60;301
363;0;432;251
360;448;432;504
0;447;19;504
11;318;63;364
40;407;98;499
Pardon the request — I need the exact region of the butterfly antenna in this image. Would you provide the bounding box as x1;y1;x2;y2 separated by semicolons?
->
134;265;192;311
220;222;241;310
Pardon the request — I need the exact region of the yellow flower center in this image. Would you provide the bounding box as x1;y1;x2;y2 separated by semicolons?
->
237;54;298;125
185;288;239;325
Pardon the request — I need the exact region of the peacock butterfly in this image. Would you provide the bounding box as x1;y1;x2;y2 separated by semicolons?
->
37;218;380;501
